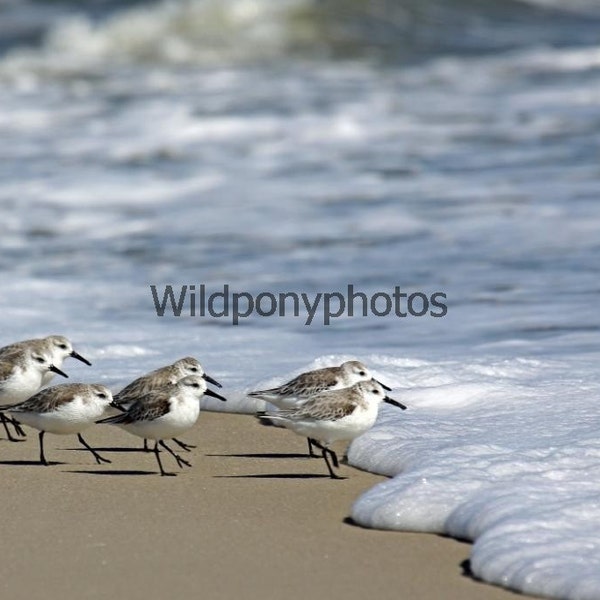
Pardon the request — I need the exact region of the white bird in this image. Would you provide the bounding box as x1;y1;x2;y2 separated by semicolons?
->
0;347;68;441
249;360;392;457
258;380;406;479
111;357;222;452
248;360;390;408
0;335;91;385
0;382;112;466
97;375;227;476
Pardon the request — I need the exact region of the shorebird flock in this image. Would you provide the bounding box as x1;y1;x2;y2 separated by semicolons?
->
0;334;407;478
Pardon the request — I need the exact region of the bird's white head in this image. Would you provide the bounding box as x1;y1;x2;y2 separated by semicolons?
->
45;335;92;367
177;375;227;402
173;357;222;388
340;360;371;384
355;379;406;409
88;384;113;407
27;348;69;379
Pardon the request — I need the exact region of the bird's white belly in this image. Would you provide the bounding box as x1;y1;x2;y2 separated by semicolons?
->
1;372;43;403
121;402;200;441
291;406;378;445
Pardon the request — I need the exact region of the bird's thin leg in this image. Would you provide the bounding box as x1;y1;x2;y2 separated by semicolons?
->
0;414;25;441
171;437;196;452
327;447;339;468
0;414;17;441
8;416;26;437
77;433;111;465
310;440;342;479
310;439;339;468
154;441;175;476
39;430;48;465
307;437;319;458
143;439;150;452
321;447;343;479
159;440;192;469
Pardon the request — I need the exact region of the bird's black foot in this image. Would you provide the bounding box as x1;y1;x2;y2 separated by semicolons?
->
172;438;196;452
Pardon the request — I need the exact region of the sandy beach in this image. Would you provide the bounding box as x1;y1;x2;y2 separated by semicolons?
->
0;410;529;600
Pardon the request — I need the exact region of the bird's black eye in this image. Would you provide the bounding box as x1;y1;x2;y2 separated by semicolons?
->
192;383;199;388
190;367;198;372
35;356;44;363
373;389;380;394
97;393;107;399
59;344;68;350
359;371;366;376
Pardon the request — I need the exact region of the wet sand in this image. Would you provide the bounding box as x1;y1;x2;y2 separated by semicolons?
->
0;411;528;600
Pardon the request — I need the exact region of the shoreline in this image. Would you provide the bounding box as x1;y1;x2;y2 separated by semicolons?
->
0;411;528;600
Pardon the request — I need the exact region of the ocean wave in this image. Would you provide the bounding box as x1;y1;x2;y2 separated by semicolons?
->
349;353;600;599
2;0;600;78
0;0;320;77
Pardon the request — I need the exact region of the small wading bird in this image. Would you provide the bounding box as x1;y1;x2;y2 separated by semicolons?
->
257;380;406;479
97;375;227;476
110;357;222;452
0;383;112;466
0;335;91;386
0;347;68;441
0;335;91;441
248;360;393;457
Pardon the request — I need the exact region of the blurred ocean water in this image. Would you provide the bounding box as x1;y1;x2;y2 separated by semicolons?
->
1;1;600;597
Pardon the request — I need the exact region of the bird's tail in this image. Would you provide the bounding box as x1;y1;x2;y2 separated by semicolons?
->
256;410;287;422
96;411;130;425
247;389;279;400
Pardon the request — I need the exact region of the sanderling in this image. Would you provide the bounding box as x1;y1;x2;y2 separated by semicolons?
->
248;360;392;456
112;357;222;451
0;383;112;465
98;375;227;476
257;380;406;479
113;356;222;406
248;360;391;407
0;347;69;441
0;335;91;386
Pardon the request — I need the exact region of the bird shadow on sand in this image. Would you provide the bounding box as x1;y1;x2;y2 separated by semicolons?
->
205;452;311;460
0;459;63;466
214;472;340;480
66;469;157;476
65;446;147;454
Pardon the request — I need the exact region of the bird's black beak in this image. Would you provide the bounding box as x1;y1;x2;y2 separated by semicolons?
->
50;365;69;378
376;379;392;392
204;388;227;402
384;396;406;410
70;350;92;366
203;373;222;388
